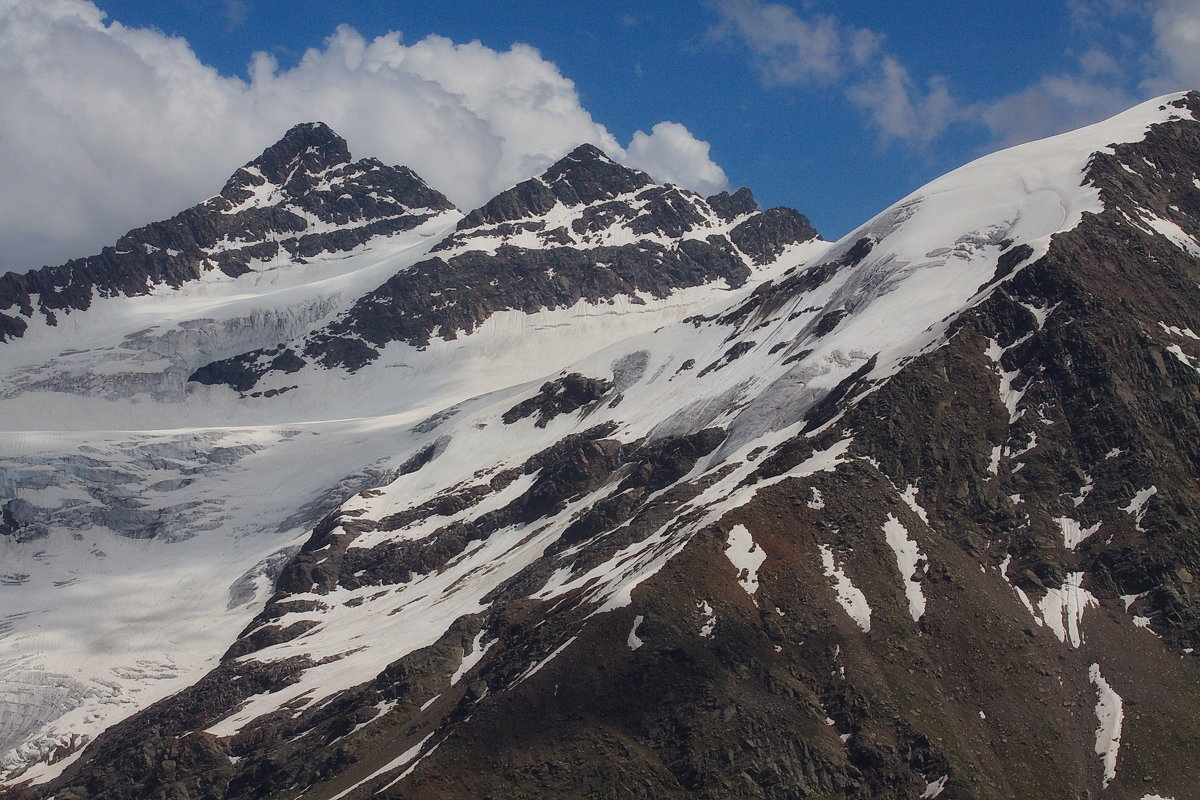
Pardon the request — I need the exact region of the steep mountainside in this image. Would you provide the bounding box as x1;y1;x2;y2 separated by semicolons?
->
0;123;819;789
2;93;1199;800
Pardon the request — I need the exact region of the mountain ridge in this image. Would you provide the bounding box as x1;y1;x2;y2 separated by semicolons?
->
187;139;819;393
0;122;455;346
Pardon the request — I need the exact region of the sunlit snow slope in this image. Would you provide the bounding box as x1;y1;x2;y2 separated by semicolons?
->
3;94;1200;800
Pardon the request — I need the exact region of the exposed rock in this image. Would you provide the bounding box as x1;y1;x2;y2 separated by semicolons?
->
502;373;614;427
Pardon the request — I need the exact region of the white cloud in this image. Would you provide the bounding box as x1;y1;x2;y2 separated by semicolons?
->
0;0;727;271
715;0;1198;156
1067;0;1144;28
714;0;845;86
847;59;962;145
1145;0;1200;92
982;0;1200;148
624;122;728;195
713;0;966;143
980;74;1139;147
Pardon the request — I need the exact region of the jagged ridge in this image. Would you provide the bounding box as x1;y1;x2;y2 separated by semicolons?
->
190;142;818;392
0;122;454;342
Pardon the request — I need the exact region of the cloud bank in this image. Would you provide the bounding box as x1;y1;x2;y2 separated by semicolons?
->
0;0;727;271
714;0;968;144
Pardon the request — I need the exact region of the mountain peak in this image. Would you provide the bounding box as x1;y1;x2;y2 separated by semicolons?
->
540;142;652;202
456;144;653;231
227;121;352;194
7;94;1200;800
560;142;614;163
706;187;760;222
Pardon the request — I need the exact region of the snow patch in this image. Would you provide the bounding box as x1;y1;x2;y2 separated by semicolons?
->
921;775;949;798
1071;474;1094;507
1159;322;1200;340
697;601;716;638
1121;592;1147;611
1166;344;1198;371
1089;663;1123;789
1016;300;1060;330
724;524;766;596
899;485;929;524
1138;211;1200;256
627;615;645;651
818;544;872;633
985;338;1026;424
1122;486;1157;531
1038;572;1097;648
882;514;926;621
450;631;497;685
1057;517;1102;550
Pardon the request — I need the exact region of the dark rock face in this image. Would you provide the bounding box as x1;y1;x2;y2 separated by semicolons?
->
0;122;454;341
502;373;614;427
730;206;820;265
705;187;760;222
189;145;821;393
456;144;653;230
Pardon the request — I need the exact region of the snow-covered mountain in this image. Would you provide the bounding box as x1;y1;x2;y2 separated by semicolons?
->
2;92;1199;800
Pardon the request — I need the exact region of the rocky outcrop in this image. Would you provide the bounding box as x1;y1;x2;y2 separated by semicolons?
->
502;373;614;427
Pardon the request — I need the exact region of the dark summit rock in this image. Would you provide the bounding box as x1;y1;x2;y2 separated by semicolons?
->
705;187;760;221
433;145;727;255
730;206;821;264
233;122;351;191
541;143;656;206
457;144;654;231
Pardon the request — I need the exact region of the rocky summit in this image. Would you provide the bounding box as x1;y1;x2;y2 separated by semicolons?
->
1;93;1199;800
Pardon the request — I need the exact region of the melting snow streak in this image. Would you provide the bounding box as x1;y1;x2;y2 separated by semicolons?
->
327;732;435;800
724;525;766;596
1038;572;1097;648
819;544;871;632
882;514;926;621
1089;664;1123;789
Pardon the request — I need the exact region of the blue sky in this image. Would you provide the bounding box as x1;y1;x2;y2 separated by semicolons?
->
2;0;1197;270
